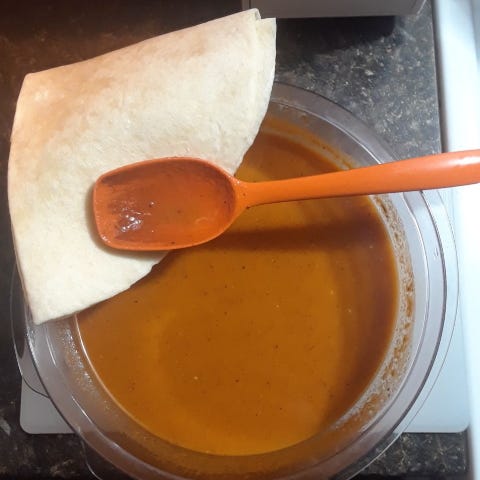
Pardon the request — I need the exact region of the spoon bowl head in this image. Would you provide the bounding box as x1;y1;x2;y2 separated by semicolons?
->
93;157;238;251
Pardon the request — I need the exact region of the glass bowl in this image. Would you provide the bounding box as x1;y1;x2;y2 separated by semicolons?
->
14;83;458;479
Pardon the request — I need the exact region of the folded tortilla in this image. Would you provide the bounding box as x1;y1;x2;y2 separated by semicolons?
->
8;10;276;324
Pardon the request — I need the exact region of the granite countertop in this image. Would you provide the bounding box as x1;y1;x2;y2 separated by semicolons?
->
0;1;467;478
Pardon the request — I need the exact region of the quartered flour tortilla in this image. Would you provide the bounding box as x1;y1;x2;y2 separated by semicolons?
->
8;9;276;324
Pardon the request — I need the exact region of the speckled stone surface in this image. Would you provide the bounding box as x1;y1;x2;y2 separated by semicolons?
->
0;1;467;478
275;10;440;159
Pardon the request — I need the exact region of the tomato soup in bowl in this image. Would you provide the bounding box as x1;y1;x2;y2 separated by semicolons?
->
77;115;399;456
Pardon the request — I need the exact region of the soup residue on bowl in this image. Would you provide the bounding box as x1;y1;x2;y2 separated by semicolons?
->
77;117;398;456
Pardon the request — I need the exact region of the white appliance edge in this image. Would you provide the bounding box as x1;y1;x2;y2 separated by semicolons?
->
433;0;480;478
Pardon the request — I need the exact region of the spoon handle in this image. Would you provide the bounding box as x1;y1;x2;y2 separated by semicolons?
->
238;149;480;208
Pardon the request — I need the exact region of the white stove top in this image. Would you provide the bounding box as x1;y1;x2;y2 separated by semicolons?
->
17;158;472;437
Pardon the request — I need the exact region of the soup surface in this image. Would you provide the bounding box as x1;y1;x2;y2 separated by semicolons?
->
78;119;398;456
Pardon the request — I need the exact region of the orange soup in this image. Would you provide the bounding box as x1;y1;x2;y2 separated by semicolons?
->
77;120;398;456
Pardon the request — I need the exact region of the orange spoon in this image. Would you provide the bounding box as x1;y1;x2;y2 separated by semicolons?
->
93;149;480;251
